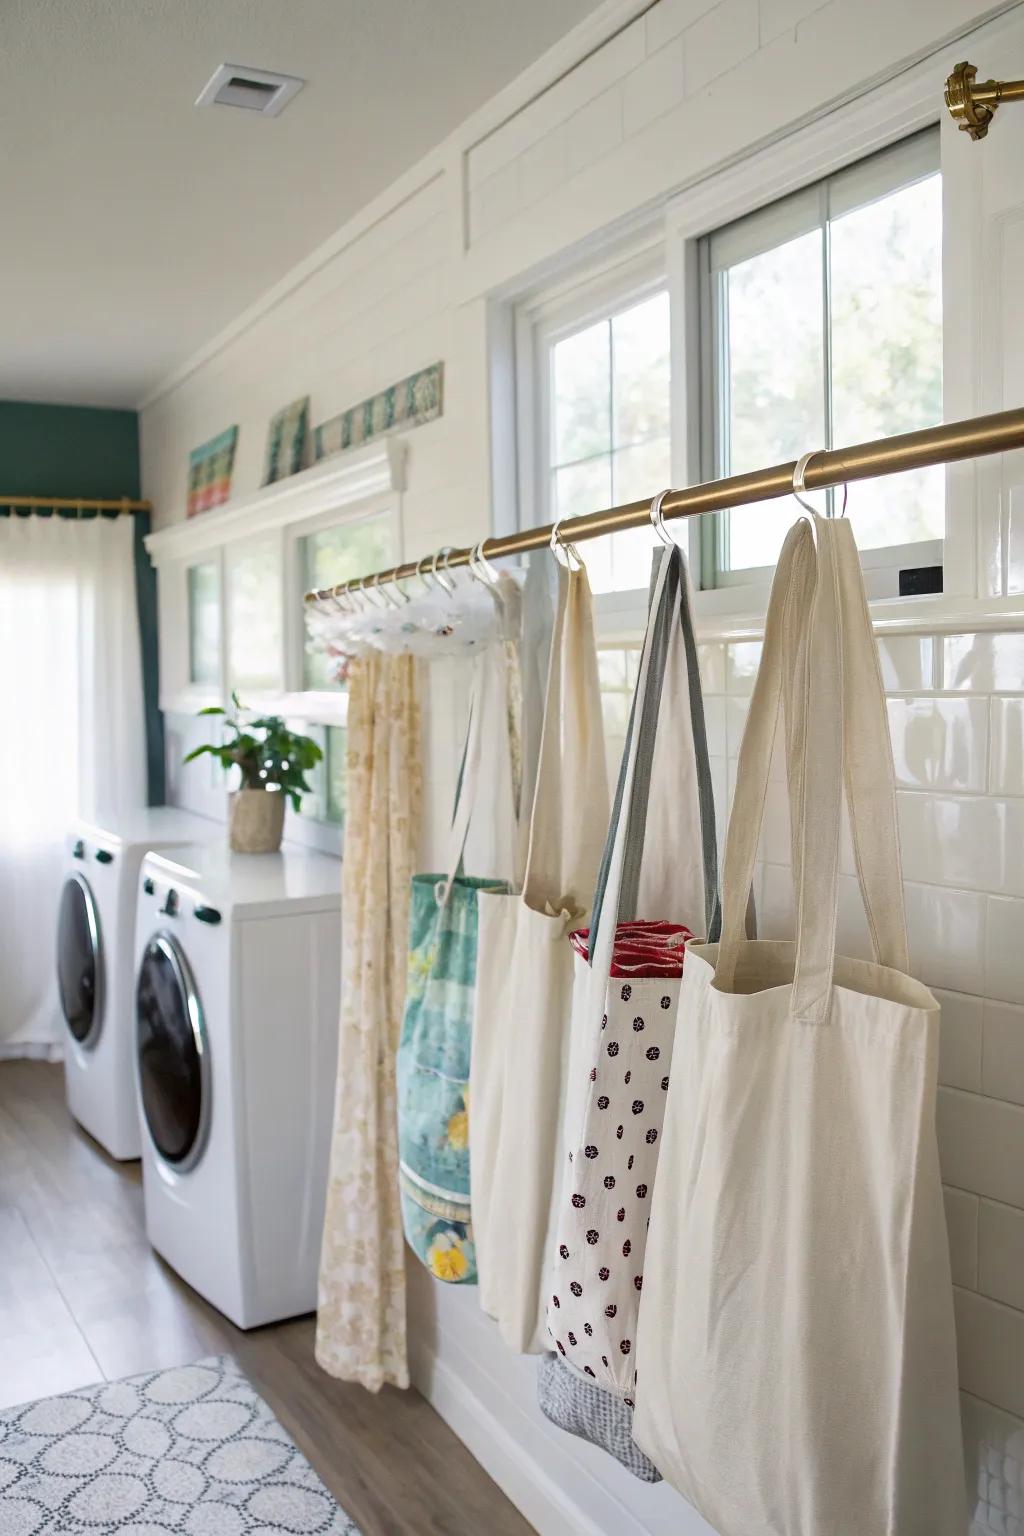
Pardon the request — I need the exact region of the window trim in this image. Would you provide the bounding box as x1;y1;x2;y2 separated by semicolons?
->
514;237;670;604
504;67;955;640
664;61;955;625
284;494;400;696
147;438;405;723
699;127;942;586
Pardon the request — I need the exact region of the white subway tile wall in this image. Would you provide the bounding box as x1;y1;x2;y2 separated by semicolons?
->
599;628;1024;1524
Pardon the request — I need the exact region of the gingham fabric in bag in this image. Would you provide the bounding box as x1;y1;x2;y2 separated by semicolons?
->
537;1350;662;1483
542;543;718;1472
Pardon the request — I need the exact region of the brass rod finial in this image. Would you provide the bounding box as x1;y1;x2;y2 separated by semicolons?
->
945;60;1024;140
946;62;996;139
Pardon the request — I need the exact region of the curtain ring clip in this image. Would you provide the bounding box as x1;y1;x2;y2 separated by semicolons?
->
549;515;583;570
793;450;848;519
430;547;456;594
649;488;677;547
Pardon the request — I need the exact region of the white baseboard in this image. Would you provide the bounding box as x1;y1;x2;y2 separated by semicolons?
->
410;1341;614;1536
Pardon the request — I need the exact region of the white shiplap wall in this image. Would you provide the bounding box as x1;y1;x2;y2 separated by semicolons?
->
141;1;1024;1531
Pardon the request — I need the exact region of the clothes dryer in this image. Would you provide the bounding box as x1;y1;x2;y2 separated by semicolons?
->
133;843;341;1328
57;808;215;1159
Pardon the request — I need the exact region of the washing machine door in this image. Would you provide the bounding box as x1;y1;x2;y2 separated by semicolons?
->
135;933;209;1170
57;874;103;1046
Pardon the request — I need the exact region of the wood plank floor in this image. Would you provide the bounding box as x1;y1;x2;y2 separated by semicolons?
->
0;1060;534;1536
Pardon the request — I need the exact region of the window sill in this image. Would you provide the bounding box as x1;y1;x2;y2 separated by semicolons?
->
161;687;349;725
595;584;1024;646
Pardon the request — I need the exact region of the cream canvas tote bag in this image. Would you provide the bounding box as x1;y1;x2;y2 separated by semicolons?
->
471;561;609;1352
633;514;967;1536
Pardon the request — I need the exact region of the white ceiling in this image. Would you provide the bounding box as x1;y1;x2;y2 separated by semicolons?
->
0;0;605;408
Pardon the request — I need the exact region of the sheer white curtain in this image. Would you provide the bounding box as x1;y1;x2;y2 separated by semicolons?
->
0;516;146;1058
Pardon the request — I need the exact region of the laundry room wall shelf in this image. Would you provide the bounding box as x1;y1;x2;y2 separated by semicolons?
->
145;436;406;720
145;437;405;567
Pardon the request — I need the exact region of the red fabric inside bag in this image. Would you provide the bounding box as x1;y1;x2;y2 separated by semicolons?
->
569;920;693;978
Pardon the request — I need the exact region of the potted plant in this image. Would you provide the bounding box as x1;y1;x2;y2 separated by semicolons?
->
185;695;323;853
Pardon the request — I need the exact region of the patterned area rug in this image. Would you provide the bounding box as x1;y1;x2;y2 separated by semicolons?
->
0;1354;360;1534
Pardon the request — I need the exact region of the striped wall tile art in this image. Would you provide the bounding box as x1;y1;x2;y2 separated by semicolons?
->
313;363;443;462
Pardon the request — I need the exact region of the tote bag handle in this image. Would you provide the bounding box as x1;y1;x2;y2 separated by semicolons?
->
522;563;609;910
588;543;719;987
716;515;908;1022
437;638;517;907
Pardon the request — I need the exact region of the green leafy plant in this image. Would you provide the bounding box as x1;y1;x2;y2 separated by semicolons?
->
184;693;323;813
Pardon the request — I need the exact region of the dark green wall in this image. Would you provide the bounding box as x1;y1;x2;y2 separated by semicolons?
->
0;401;139;499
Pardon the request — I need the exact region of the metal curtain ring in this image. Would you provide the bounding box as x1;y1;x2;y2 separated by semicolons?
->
374;570;402;609
549;516;583;570
430;547;456;594
466;543;489;588
792;450;821;517
793;450;847;519
649;488;676;547
472;539;500;585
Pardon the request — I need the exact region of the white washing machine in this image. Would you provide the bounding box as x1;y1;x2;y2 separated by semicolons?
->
133;842;341;1329
57;808;216;1160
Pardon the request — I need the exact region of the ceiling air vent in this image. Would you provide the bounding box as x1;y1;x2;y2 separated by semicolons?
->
195;64;304;118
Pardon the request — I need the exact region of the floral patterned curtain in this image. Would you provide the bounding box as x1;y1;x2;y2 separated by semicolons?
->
316;652;422;1391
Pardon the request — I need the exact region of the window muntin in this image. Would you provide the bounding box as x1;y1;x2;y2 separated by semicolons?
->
325;725;346;823
225;534;283;692
597;646;640;782
296;724;346;826
186;560;220;687
299;509;396;690
704;130;942;581
546;287;670;594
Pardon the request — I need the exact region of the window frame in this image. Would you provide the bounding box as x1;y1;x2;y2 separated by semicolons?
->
506;74;960;640
698;128;943;591
514;237;671;611
282;493;400;705
186;557;223;690
148;440;406;846
660;67;961;626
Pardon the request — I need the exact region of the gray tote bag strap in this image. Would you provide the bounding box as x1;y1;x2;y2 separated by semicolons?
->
589;544;720;970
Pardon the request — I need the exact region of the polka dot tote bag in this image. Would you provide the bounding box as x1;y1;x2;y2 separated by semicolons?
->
544;543;719;1454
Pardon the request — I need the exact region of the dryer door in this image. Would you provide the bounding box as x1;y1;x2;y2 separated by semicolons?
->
135;933;209;1170
57;874;103;1046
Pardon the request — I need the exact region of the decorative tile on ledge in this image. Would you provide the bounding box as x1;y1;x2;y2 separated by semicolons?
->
314;362;444;462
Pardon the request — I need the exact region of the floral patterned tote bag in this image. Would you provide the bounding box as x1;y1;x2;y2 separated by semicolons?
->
397;641;516;1284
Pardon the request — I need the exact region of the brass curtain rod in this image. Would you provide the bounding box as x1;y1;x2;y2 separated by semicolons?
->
0;495;151;515
305;406;1024;603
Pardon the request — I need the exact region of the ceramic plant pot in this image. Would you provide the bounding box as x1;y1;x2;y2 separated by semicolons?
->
229;787;286;853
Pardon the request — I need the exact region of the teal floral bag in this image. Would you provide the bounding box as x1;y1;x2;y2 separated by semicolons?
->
397;643;518;1284
397;872;507;1283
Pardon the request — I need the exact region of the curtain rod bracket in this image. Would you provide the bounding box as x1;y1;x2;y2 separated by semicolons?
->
945;60;1024;140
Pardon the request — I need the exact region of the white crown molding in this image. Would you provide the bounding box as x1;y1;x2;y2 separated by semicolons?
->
145;437;406;567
